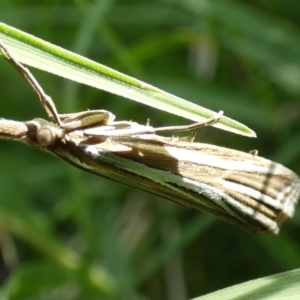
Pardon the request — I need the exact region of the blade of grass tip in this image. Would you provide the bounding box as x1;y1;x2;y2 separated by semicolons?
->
0;22;256;137
193;268;300;300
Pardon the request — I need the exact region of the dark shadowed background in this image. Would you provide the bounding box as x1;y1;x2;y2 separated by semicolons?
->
0;1;300;299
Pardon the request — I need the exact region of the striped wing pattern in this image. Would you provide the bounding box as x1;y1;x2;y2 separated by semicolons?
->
55;136;300;234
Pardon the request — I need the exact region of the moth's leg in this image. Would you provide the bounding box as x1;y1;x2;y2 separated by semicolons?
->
0;41;61;126
153;111;223;133
59;110;116;132
84;121;154;137
84;111;223;138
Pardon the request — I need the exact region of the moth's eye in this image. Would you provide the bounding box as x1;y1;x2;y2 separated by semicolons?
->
36;126;56;147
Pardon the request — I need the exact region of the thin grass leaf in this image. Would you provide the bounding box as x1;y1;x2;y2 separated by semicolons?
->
193;268;300;300
0;22;255;137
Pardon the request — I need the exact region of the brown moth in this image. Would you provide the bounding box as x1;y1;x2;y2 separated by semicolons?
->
0;41;299;234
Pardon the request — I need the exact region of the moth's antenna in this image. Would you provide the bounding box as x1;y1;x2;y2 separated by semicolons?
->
0;41;61;126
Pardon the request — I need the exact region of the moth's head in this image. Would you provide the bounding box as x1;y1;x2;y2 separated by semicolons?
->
36;125;64;147
26;119;65;147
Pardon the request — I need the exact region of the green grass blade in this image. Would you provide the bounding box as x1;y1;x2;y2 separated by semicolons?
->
0;22;255;137
194;268;300;300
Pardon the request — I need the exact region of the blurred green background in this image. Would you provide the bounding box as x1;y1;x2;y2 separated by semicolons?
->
1;0;300;299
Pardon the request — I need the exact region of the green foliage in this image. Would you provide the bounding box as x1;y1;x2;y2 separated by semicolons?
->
194;268;300;300
0;0;300;299
0;22;254;137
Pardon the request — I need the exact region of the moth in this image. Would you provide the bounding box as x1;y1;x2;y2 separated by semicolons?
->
0;41;299;234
